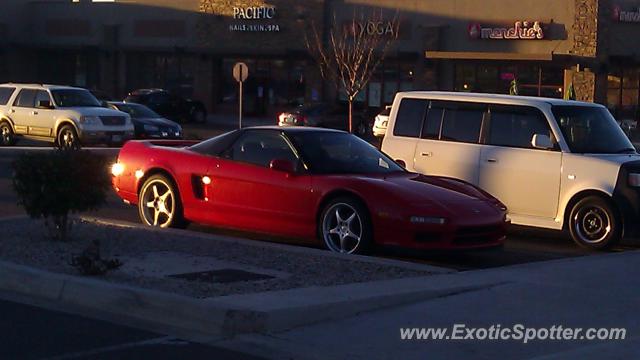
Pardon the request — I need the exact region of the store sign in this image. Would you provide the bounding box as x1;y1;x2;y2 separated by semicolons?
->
233;7;276;20
230;6;280;32
343;20;396;37
468;21;544;40
613;5;640;23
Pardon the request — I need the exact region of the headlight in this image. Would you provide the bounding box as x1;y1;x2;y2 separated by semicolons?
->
410;216;447;225
629;173;640;187
111;163;125;177
144;124;160;132
80;116;101;125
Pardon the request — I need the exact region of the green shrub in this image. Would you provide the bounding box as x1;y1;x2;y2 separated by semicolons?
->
12;150;111;241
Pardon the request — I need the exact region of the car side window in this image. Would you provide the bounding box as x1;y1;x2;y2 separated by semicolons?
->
225;131;298;168
440;101;486;144
13;89;37;108
393;98;428;138
487;105;555;149
422;103;444;139
0;87;16;105
35;91;51;107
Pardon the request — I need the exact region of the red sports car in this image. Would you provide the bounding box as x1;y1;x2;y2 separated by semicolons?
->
111;127;508;254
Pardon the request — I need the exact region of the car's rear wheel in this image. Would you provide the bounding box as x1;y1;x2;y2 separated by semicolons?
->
138;174;187;229
0;122;16;146
56;125;80;150
568;196;622;250
319;197;372;254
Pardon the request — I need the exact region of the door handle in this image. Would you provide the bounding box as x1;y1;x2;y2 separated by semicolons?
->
31;111;38;115
486;158;498;163
9;109;15;114
421;151;433;157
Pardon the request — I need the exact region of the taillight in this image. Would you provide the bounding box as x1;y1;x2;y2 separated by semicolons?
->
278;113;286;124
297;115;307;125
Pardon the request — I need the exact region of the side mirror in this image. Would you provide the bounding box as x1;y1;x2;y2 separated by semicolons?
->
270;159;295;174
531;134;553;150
37;100;53;109
395;159;407;168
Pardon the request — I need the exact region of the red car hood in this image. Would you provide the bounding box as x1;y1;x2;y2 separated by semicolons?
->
357;172;505;215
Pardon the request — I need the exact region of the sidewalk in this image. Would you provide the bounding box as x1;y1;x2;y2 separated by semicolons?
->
217;252;640;359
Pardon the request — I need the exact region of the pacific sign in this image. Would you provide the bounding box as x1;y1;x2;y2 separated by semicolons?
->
468;21;545;40
231;6;280;32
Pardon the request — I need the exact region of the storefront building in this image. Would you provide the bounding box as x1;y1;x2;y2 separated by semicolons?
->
0;0;639;119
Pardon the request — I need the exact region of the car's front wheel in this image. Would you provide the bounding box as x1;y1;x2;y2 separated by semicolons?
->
568;196;622;250
56;125;81;150
138;174;187;229
0;122;16;146
319;197;373;254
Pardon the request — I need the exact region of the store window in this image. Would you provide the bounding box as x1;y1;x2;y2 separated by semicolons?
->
608;67;640;119
126;53;195;98
454;63;563;98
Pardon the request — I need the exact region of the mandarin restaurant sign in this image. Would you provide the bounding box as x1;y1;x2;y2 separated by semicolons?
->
613;5;640;23
468;21;544;40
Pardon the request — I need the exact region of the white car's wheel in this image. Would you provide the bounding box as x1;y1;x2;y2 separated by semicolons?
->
568;196;622;250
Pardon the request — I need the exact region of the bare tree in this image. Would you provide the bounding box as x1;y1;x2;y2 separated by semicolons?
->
306;9;399;133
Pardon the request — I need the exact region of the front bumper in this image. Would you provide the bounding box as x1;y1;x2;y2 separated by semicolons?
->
613;161;640;237
79;130;135;145
374;214;509;250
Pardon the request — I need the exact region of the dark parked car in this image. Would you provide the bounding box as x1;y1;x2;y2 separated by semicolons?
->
277;103;372;137
124;89;207;124
109;102;182;139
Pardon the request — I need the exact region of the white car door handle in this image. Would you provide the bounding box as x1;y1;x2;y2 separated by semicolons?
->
421;151;433;157
31;111;38;115
9;109;15;114
486;158;498;163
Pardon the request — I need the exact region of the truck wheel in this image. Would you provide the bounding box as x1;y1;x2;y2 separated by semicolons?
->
0;122;15;146
568;196;622;250
56;125;81;150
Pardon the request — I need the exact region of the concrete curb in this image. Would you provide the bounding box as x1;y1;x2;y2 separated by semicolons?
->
79;215;454;274
0;259;495;338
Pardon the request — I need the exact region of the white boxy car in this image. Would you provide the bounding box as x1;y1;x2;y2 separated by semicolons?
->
0;84;134;149
382;91;640;250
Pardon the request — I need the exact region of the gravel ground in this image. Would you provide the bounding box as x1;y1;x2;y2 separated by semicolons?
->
0;218;432;299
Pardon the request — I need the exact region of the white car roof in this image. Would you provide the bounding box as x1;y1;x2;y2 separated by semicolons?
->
0;83;86;91
396;91;602;108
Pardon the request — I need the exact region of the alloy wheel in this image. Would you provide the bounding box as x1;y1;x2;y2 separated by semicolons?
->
0;123;13;145
140;179;176;227
322;203;363;253
573;205;611;245
58;128;79;150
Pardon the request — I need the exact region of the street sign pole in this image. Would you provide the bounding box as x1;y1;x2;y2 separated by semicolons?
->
239;80;243;129
232;62;249;129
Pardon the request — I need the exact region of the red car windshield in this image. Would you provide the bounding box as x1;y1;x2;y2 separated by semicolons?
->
288;132;404;175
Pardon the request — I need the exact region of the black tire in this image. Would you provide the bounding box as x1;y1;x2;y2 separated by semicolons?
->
0;121;16;146
191;106;207;123
138;174;188;229
56;125;81;150
318;196;373;254
568;196;622;250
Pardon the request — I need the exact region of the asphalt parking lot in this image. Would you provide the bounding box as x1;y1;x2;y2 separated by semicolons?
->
2;140;638;271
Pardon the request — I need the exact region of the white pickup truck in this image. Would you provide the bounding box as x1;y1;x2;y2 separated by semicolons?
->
0;83;134;149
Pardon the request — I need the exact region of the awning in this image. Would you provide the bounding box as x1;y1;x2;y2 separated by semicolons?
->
425;51;553;61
